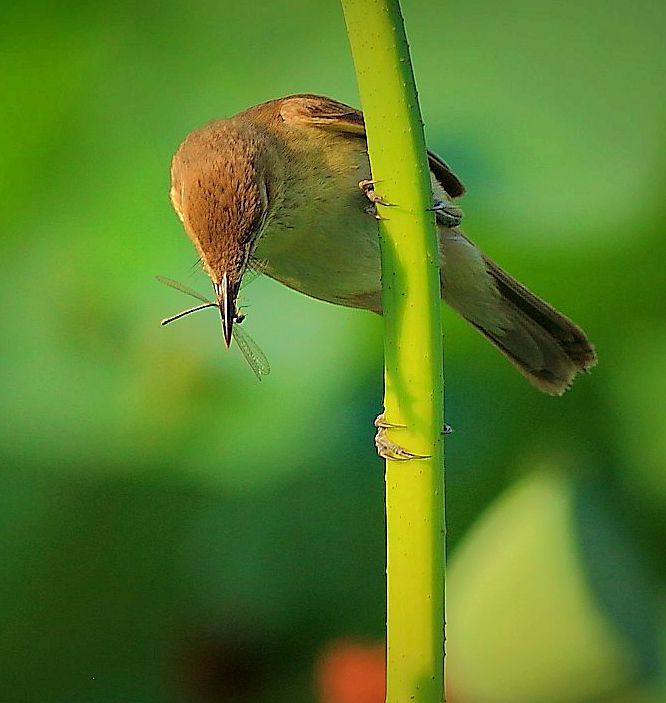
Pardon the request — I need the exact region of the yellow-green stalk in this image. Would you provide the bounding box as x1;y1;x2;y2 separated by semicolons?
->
340;1;446;701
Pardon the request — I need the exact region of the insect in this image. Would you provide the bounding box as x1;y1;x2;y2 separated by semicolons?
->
157;275;270;380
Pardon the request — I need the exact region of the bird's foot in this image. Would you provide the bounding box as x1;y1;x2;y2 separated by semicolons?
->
429;197;463;228
374;413;430;461
363;205;387;220
359;179;395;209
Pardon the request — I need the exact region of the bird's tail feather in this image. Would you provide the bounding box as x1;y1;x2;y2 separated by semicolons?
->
440;230;597;395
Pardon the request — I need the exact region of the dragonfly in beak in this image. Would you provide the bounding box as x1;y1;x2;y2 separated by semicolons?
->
157;274;270;380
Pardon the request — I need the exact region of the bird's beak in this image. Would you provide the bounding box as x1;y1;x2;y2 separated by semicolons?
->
214;272;240;348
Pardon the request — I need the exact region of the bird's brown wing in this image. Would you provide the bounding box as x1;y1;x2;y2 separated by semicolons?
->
279;94;465;198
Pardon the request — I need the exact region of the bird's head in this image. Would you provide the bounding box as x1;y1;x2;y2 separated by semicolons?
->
169;122;272;346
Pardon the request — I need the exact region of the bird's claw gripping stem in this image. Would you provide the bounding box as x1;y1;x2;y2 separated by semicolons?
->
374;412;430;461
359;179;395;209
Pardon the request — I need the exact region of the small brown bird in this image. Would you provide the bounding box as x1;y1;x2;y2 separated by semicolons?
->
169;94;596;394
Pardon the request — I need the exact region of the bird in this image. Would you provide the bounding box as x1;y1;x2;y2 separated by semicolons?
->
168;93;597;398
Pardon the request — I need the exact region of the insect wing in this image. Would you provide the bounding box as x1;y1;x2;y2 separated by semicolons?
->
156;276;212;304
240;268;261;290
233;326;270;380
158;274;269;380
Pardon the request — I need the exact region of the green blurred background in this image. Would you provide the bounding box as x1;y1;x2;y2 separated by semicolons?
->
1;1;665;701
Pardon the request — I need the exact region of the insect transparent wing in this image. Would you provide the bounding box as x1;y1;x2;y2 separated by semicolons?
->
156;276;212;304
240;268;262;290
247;256;269;276
158;274;269;379
233;326;270;380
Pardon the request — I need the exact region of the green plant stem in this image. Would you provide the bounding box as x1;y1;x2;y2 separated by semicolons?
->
340;1;446;701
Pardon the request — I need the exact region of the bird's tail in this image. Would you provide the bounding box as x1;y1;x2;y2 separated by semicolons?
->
440;229;597;395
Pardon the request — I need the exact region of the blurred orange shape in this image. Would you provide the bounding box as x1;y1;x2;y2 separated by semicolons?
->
316;640;386;703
